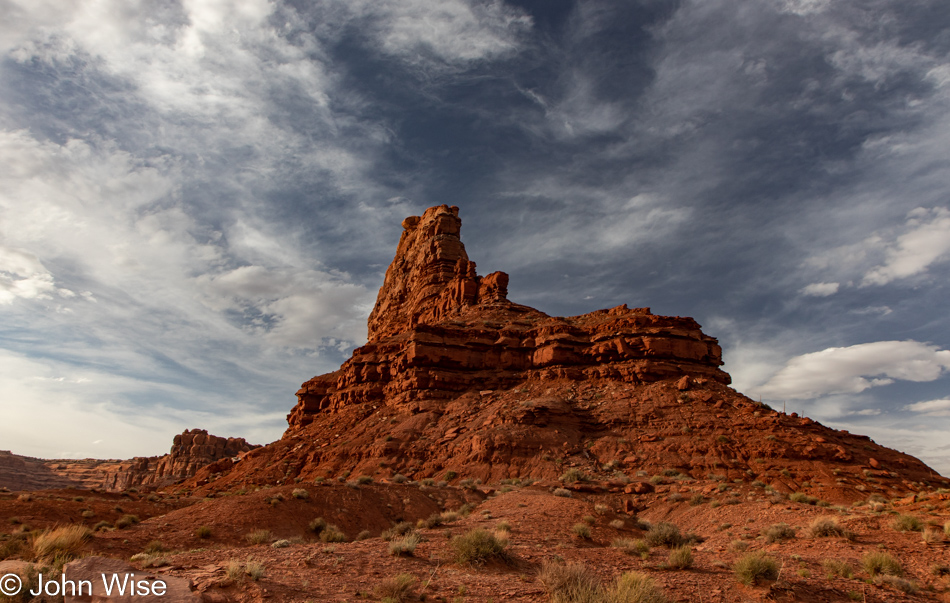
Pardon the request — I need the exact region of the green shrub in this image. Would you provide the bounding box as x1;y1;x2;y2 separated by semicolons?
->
862;552;902;577
734;552;779;585
572;523;592;539
644;522;683;548
356;475;373;485
308;517;327;533
666;546;692;570
809;517;854;540
291;488;309;499
762;523;795;543
320;525;347;543
195;526;212;539
143;540;167;554
389;533;420;556
451;529;509;566
115;514;140;529
822;559;854;579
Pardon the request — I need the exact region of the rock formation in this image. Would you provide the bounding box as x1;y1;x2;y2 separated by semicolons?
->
184;205;946;498
0;430;257;492
288;205;727;429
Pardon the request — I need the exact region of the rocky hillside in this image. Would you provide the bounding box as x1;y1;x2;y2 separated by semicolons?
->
182;205;947;499
0;429;257;492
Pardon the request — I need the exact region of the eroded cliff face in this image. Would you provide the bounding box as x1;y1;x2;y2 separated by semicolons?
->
288;204;728;430
0;430;257;492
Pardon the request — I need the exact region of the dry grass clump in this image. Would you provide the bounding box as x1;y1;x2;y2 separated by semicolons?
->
733;552;779;585
874;575;918;593
572;523;592;539
762;523;795;543
922;528;942;544
245;559;265;581
31;525;91;562
129;552;169;568
291;488;309;499
226;559;244;582
451;528;509;566
809;516;855;540
862;552;902;577
115;514;140;529
944;520;950;537
644;522;683;548
143;540;167;554
822;559;854;579
560;468;588;484
320;524;347;543
195;525;212;539
417;512;444;529
389;533;420;556
892;514;922;532
538;563;668;603
382;521;414;541
665;546;693;570
611;538;650;558
553;488;573;498
375;573;415;603
245;529;273;545
788;492;817;505
610;572;668;603
538;561;601;603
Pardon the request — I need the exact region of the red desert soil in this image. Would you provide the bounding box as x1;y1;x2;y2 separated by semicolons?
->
2;205;949;602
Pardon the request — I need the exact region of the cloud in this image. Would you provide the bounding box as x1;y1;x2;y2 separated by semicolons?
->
861;207;950;286
0;245;71;304
904;398;950;417
801;282;838;297
757;340;950;400
351;0;532;64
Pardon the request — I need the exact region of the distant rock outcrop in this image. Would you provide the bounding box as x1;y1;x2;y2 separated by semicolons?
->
0;430;257;492
184;205;945;497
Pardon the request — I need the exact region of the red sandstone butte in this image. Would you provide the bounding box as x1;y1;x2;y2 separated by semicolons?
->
184;205;943;495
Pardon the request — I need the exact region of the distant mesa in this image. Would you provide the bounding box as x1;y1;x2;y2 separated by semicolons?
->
0;429;258;492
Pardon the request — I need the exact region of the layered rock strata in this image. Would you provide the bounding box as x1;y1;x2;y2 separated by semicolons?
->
289;205;727;429
0;430;257;492
182;205;945;498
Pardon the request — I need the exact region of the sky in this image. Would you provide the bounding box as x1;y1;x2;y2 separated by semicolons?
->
1;0;949;476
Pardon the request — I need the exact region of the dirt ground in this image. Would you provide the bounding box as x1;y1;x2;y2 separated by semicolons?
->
3;479;949;602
